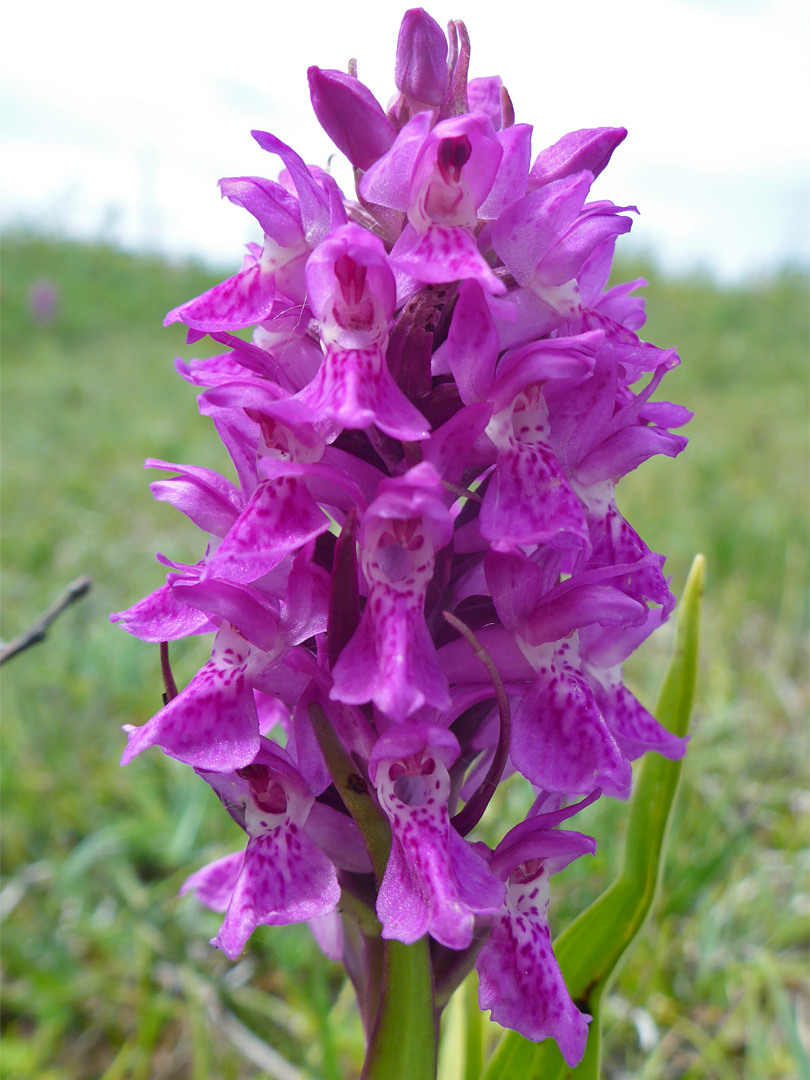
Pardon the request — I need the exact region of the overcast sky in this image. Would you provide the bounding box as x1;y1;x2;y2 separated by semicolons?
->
3;0;808;280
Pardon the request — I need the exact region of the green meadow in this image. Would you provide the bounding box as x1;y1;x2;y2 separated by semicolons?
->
1;232;807;1079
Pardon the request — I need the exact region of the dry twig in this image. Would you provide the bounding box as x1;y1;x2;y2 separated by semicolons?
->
0;575;92;665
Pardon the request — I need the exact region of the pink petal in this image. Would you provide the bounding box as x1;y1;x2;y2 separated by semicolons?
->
478;124;533;220
391;223;506;296
297;345;430;441
529;126;627;188
121;628;260;771
213;826;339;959
147;459;242;536
110;581;214;642
511;650;631;797
480;444;589;550
594;671;688;762
180;851;245;912
434;279;500;404
477;870;590;1065
331;593;450;721
492;173;592;287
164;260;276;332
209;478;330;583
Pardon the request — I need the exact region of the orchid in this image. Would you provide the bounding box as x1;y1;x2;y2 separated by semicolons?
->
112;9;702;1078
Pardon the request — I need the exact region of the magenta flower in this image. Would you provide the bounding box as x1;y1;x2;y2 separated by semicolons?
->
113;9;690;1069
369;723;504;948
28;278;60;324
283;223;431;439
330;462;453;721
361;111;508;294
181;740;340;959
477;793;599;1063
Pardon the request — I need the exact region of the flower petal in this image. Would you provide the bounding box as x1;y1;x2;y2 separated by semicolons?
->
121;627;261;771
213;827;339;959
477;870;590;1065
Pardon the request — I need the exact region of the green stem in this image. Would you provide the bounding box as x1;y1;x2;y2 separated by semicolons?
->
308;703;391;880
361;937;437;1080
308;703;438;1078
462;973;483;1080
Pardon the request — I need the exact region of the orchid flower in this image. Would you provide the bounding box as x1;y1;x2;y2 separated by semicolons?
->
113;10;692;1075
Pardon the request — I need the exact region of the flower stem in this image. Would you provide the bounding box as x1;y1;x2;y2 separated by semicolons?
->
308;703;438;1076
308;703;390;879
160;640;179;702
361;936;437;1080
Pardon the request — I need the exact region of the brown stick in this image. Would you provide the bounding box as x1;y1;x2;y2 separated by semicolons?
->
0;576;92;665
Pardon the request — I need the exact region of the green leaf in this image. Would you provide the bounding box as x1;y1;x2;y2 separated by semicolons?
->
438;971;487;1080
483;554;705;1080
462;973;485;1080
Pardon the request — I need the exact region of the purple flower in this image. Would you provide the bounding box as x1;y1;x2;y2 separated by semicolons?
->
478;333;602;550
477;794;598;1063
119;554;326;770
361;112;507;294
331;462;453;721
113;9;689;1066
370;723;505;948
163;177;310;332
287;223;430;439
28;278;60;324
181;740;340;959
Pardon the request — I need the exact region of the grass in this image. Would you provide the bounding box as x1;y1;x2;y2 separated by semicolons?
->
1;232;807;1079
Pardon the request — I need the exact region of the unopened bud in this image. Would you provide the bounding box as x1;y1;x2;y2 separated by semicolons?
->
529;127;628;188
308;66;396;171
395;8;448;108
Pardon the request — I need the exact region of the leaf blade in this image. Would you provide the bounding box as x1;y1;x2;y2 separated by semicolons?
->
483;554;705;1080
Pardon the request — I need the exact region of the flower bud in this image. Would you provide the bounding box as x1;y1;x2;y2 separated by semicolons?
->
395;8;448;107
308;66;396;170
529;126;628;189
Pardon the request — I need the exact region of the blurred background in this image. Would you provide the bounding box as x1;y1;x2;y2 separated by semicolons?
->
1;2;808;1078
2;0;809;280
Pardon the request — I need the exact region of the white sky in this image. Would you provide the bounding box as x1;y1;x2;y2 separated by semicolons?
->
2;0;808;280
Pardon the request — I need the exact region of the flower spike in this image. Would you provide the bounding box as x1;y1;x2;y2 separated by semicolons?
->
113;10;690;1071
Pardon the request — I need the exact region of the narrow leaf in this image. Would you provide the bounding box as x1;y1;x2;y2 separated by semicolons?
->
483;554;705;1080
